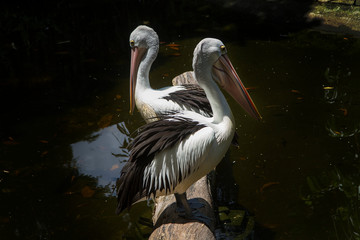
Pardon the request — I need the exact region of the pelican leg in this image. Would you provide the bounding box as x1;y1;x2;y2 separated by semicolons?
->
175;192;192;217
174;193;211;226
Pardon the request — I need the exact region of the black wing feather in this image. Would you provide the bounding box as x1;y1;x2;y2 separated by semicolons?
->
116;115;206;214
162;84;213;117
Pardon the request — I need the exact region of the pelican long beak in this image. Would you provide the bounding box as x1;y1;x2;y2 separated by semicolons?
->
129;47;146;115
212;54;262;120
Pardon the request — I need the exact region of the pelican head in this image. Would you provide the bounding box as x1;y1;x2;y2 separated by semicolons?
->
129;25;159;115
193;38;262;120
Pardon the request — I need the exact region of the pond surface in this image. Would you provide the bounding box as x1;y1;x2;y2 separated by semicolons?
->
1;30;360;240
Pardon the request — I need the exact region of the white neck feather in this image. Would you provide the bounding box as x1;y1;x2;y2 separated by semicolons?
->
194;64;234;124
135;46;158;94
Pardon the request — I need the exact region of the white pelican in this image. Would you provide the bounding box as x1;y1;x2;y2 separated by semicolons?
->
116;38;261;218
129;25;212;121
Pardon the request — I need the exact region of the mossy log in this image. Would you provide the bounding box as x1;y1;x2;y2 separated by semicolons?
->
149;175;216;240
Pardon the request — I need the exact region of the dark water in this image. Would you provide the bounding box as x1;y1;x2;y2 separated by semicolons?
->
1;30;360;240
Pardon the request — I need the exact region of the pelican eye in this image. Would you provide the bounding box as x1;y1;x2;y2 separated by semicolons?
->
130;40;135;47
220;45;226;52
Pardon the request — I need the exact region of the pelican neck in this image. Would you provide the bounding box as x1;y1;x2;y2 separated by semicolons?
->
136;45;158;92
195;68;234;124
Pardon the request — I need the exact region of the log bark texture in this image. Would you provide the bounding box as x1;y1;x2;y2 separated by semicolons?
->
172;71;198;86
149;175;216;240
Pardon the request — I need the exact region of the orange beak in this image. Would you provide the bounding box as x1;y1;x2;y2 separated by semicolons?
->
212;54;262;120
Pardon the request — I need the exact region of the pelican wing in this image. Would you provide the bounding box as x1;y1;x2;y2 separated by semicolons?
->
162;84;212;117
116;115;215;214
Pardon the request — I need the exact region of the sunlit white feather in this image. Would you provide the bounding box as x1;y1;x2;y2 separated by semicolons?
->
142;111;233;197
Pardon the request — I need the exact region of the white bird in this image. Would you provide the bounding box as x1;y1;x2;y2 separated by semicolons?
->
129;25;213;121
116;38;261;218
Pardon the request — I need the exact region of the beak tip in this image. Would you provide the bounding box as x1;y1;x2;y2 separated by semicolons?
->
254;112;262;121
256;114;264;122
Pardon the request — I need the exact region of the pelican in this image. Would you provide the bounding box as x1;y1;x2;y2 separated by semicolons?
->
116;38;261;218
129;25;212;121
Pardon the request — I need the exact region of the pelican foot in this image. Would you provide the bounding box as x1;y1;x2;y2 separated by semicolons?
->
175;200;205;214
175;197;205;213
187;199;205;210
174;193;212;227
175;207;212;227
191;209;212;227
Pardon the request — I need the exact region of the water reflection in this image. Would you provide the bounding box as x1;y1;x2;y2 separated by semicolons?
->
71;122;130;193
326;115;360;138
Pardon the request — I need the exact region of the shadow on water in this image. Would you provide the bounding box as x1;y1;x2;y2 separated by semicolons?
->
1;0;360;239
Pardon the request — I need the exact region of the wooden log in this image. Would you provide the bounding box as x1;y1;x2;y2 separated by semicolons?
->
172;71;198;86
149;175;216;240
